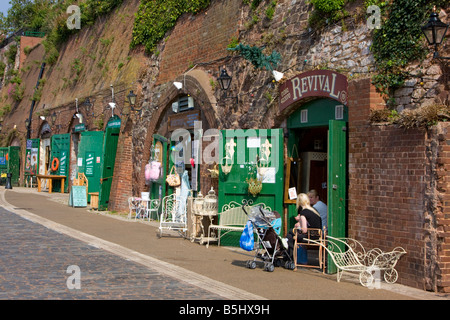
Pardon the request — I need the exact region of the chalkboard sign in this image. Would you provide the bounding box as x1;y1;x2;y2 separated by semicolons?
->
69;185;87;207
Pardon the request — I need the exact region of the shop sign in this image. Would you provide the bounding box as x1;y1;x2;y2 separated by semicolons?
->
106;115;121;129
279;70;348;112
168;110;201;131
73;124;86;132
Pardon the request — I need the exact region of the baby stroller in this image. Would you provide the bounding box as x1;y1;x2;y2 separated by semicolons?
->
242;205;295;272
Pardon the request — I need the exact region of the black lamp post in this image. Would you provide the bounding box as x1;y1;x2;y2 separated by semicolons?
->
0;122;3;133
422;7;449;60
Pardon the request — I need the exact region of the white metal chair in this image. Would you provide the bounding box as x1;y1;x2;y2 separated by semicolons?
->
158;193;188;238
128;197;141;219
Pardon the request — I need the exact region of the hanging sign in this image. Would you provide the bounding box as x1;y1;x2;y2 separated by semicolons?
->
279;70;348;112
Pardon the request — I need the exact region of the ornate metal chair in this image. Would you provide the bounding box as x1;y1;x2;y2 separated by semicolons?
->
158;193;188;237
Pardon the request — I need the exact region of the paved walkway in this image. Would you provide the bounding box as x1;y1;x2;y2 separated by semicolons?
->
0;206;224;299
1;187;448;300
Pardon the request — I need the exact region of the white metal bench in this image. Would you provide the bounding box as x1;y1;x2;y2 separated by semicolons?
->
206;200;271;248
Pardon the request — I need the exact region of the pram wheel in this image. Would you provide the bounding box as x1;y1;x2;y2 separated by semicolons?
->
246;260;257;269
275;258;283;267
285;261;295;270
264;262;275;272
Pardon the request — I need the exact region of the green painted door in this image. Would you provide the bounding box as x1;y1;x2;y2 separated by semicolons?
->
218;129;284;245
50;133;70;192
150;134;168;215
327;120;347;273
78;131;104;201
98;116;121;211
25;139;40;186
0;147;20;186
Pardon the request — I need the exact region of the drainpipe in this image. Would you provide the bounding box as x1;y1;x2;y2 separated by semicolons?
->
26;62;46;139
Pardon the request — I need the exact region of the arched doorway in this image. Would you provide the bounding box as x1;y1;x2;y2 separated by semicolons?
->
280;70;349;273
144;72;219;206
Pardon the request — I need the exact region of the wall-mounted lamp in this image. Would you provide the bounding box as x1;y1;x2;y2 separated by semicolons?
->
108;102;117;118
217;67;238;105
422;6;449;60
51;111;57;125
273;70;285;82
83;98;92;115
217;67;232;91
127;90;142;118
0;122;3;132
173;82;183;90
127;90;137;106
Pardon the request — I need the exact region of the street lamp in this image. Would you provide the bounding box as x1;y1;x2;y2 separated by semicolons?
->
422;7;449;60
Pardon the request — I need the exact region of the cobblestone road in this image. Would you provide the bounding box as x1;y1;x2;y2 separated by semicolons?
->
0;207;224;300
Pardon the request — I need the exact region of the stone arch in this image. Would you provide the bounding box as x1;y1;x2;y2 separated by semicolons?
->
139;69;218;191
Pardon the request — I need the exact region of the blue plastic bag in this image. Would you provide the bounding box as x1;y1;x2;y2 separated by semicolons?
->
240;221;254;251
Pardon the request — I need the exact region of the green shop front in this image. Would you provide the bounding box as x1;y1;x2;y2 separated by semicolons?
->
72;116;121;210
279;70;349;273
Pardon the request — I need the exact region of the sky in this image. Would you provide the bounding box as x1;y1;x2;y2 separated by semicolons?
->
0;1;12;17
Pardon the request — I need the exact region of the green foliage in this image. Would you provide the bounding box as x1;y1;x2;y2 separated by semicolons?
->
12;84;25;102
1;0;123;66
265;1;278;20
310;0;345;13
5;44;17;65
370;0;437;95
131;0;211;54
308;0;348;28
228;44;281;71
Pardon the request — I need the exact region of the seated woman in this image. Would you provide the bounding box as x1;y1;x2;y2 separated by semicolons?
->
286;193;322;258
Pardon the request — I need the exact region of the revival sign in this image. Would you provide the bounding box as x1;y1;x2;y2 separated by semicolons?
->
279;70;348;112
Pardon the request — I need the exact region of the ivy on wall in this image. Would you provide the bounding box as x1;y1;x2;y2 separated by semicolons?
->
130;0;211;54
370;0;446;96
309;0;447;100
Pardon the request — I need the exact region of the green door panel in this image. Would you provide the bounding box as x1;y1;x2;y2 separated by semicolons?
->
150;134;169;216
50;133;70;192
78;131;104;201
327;120;347;273
0;146;20;186
218;129;284;245
98;116;121;211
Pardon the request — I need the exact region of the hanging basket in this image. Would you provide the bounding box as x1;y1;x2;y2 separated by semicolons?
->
208;164;219;179
247;178;262;197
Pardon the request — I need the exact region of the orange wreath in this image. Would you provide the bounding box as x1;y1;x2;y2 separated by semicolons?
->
51;157;59;172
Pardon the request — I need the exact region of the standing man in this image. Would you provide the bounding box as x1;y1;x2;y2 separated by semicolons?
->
308;189;327;231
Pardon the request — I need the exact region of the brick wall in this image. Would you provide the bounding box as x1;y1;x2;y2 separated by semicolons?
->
425;123;450;292
19;36;44;69
346;78;450;291
108;118;133;211
156;0;241;84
